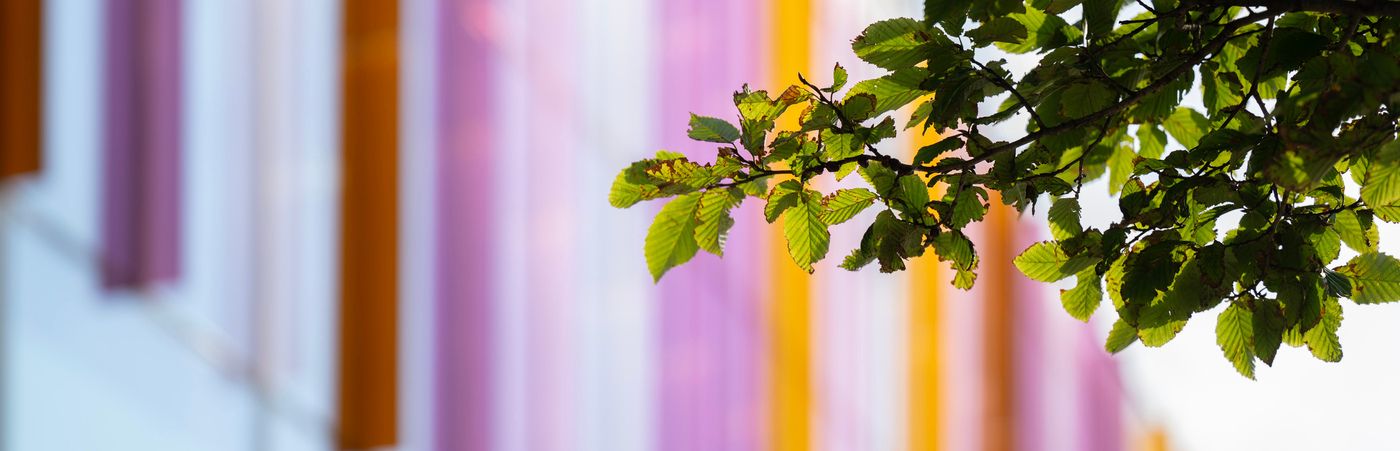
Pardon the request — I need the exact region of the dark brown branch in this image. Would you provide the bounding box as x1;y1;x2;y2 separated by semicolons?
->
1211;0;1400;17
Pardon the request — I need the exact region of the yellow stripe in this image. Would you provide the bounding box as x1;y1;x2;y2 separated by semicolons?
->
769;0;811;449
907;127;942;451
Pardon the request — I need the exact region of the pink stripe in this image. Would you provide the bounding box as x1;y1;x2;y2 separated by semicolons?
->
522;0;578;448
656;1;765;450
1014;220;1048;451
435;0;496;449
1077;327;1125;451
101;0;182;289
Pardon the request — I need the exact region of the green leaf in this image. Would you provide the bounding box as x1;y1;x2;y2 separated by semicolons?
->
687;114;741;143
765;180;803;223
820;188;879;225
609;172;653;208
1164;107;1209;149
966;17;1028;46
1047;198;1082;240
1014;241;1096;282
1084;0;1125;42
1253;299;1285;366
914;137;962;166
737;176;770;197
1303;296;1343;362
996;6;1079;54
1334;210;1378;253
1216;302;1256;379
1105;318;1139;353
1361;142;1400;208
925;0;973;33
827;63;849;93
933;230;976;271
1106;143;1135;195
844;68;931;119
1136;125;1166;159
821;130;864;161
638;156;717;190
872;210;924;273
898;175;932;219
1061;82;1118;119
645;193;703;281
1337;252;1400;304
852;18;933;71
783;191;831;273
694;188;745;256
840;224;878;271
949;186;988;228
1323;267;1353;298
1062;267;1103;321
842;93;878;122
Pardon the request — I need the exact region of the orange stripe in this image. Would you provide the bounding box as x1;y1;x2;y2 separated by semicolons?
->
0;0;41;179
907;128;941;451
769;0;812;449
1141;426;1170;451
983;198;1016;451
337;0;399;447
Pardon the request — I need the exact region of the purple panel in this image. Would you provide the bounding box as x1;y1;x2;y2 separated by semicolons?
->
656;1;764;450
436;0;495;449
1077;327;1125;451
101;0;182;289
1014;220;1047;451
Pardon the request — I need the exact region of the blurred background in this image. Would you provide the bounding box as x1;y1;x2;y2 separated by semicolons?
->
1;0;1398;450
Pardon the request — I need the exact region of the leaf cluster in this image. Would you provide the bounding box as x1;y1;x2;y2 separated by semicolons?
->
612;0;1400;377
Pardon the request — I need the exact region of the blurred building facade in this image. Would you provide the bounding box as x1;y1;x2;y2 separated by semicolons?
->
0;1;1148;451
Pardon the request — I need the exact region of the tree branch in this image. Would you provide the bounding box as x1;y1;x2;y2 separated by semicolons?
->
1210;0;1400;17
939;9;1274;173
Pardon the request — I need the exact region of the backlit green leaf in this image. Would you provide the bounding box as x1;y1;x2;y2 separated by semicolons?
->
687;114;741;143
1105;318;1139;353
1048;198;1082;240
1216;302;1256;379
820;188;879;225
852;18;933;71
1303;296;1343;362
765;180;803;223
1164;107;1209;149
1062;267;1103;321
694;188;745;256
1334;210;1378;253
783;191;832;273
645;193;704;281
1014;241;1096;282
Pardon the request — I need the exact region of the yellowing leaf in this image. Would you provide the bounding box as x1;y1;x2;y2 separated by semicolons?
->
1337;252;1400;304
